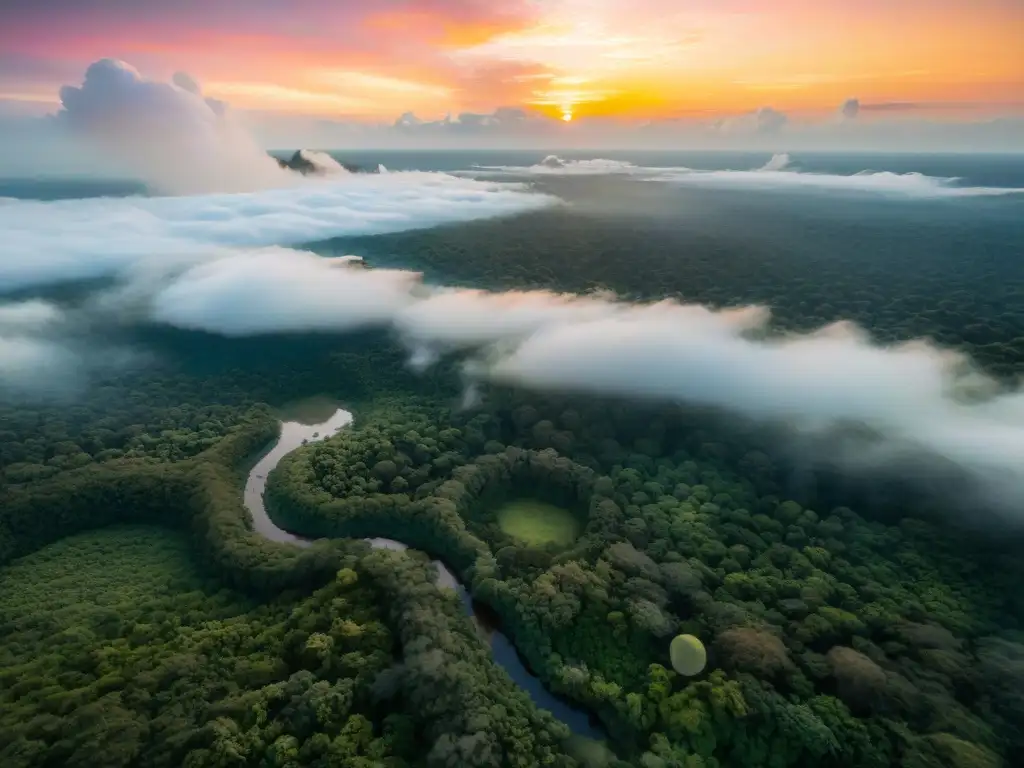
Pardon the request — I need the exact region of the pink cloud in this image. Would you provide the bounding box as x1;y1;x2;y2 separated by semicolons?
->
0;0;541;111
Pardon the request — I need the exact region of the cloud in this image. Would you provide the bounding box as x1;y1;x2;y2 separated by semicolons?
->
2;160;1022;514
393;106;548;135
0;300;78;397
755;107;789;134
470;155;647;176
757;153;792;172
149;248;421;336
652;166;1024;198
1;2;543;121
4;56;1023;156
243;106;1024;151
468;155;1024;198
716;107;789;136
0;169;557;294
466;301;1024;518
0;55;559;387
859;102;924;112
0;299;64;331
0;335;77;396
124;254;1024;518
57;58;292;194
394;287;621;361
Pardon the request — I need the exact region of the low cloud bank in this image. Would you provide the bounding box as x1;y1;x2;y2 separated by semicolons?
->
0;335;76;396
0;300;77;396
0;300;64;331
716;107;789;136
395;288;622;352
0;171;556;294
472;156;655;176
655;168;1024;199
149;249;421;336
3;237;1023;516
480;309;1024;514
0;299;149;398
120;250;1024;517
470;154;1024;198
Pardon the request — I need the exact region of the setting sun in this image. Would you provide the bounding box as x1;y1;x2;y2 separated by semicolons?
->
561;106;573;122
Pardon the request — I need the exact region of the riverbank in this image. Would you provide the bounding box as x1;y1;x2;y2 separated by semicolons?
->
243;402;608;745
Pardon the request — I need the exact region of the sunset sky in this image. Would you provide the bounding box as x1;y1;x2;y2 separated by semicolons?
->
1;0;1022;124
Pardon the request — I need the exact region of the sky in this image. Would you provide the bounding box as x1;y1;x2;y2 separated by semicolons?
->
0;0;1022;150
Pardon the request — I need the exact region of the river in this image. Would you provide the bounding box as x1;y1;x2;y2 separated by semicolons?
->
243;405;606;743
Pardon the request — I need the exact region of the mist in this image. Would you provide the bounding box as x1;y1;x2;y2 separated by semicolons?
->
0;335;77;397
474;155;1024;198
478;308;1024;511
0;300;81;398
149;249;421;336
0;298;148;399
111;255;1024;518
4;184;1022;517
0;170;556;295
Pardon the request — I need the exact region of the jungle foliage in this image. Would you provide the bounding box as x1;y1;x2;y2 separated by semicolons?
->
3;186;1024;766
266;386;1024;767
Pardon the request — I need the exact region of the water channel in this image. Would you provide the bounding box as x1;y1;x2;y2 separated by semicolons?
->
243;406;606;743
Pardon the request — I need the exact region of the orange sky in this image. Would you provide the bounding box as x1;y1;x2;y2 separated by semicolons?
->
1;0;1021;122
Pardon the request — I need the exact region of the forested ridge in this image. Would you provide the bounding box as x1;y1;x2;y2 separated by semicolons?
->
3;196;1024;766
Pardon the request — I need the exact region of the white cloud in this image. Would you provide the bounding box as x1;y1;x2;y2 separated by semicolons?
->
468;154;1024;198
0;300;77;397
4;198;1023;516
257;108;1024;151
171;71;201;96
393;107;536;133
128;257;1024;517
149;248;421;336
57;58;291;194
0;299;64;331
0;334;77;396
394;287;620;353
653;166;1024;198
2;55;1023;508
716;106;789;135
470;155;650;176
470;302;1024;517
4;58;1023;158
0;170;557;294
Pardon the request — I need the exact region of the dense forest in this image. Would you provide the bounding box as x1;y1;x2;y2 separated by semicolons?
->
2;197;1024;767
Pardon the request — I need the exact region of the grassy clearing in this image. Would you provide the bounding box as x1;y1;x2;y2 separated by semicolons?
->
496;499;580;546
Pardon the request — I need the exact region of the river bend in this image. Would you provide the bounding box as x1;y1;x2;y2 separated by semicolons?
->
243;407;604;741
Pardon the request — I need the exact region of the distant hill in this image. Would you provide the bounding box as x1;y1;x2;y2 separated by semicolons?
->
275;149;380;175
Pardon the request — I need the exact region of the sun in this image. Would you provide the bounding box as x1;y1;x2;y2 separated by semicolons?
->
560;105;573;122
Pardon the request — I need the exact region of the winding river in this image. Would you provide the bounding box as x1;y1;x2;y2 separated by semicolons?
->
244;406;605;742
